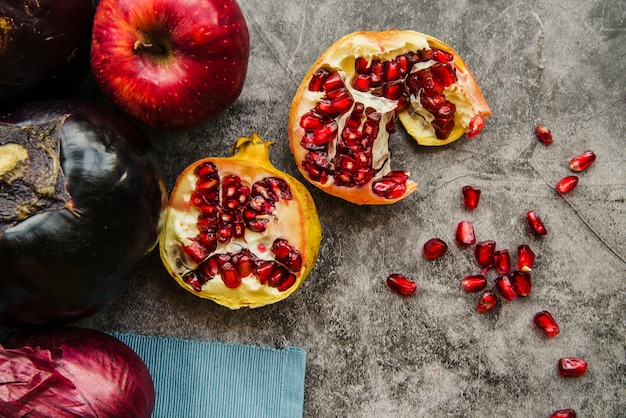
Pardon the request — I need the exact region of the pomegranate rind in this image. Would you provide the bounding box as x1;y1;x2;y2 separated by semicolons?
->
289;30;490;205
159;133;322;309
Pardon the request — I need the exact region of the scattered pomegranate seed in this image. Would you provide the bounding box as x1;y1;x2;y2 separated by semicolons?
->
493;249;511;274
386;274;417;295
526;210;547;236
558;357;588;377
569;150;596;172
461;185;481;210
423;238;448;259
455;221;476;245
533;311;560;337
510;271;531;296
535;125;553;145
549;409;577;418
476;291;498;313
474;240;496;268
517;244;535;272
495;275;517;301
461;274;487;292
555;175;579;194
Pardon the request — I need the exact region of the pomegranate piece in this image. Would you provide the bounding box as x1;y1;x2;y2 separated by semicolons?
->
461;275;487;292
476;291;498;313
493;249;511;274
159;134;322;309
533;311;560;338
535;125;553;145
569;150;596;172
455;221;476;245
526;210;547;236
474;240;496;268
423;238;448;259
549;409;577;418
558;357;588;377
495;275;517;301
386;274;417;295
510;271;531;297
555;175;579;194
517;244;535;272
461;185;481;210
289;30;492;205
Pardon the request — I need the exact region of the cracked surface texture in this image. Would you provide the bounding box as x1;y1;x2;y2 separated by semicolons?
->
1;0;624;417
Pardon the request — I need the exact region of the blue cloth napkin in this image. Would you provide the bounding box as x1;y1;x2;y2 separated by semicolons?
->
111;333;306;418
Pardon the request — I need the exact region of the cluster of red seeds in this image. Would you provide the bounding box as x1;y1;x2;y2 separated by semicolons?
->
455;183;587;417
384;125;595;416
299;48;464;199
419;178;589;416
180;162;303;292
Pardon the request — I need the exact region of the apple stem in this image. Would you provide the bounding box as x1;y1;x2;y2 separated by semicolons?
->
133;40;168;56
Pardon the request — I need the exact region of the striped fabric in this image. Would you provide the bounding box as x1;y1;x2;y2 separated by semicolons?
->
112;333;306;418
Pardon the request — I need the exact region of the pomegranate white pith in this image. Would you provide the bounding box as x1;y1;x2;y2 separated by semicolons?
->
159;134;322;309
289;30;491;205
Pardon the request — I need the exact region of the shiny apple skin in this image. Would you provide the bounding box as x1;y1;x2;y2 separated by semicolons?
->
0;101;168;327
90;0;250;130
0;0;94;113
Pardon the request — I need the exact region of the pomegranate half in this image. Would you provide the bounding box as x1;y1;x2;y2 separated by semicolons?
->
159;133;322;309
289;30;491;205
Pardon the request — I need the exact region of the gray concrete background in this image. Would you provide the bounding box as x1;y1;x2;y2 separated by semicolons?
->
3;0;625;417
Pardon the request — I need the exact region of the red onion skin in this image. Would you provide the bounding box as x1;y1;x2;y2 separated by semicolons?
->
1;326;155;418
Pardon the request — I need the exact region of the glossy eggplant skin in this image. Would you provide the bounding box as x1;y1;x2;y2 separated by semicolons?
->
0;101;167;327
0;0;94;112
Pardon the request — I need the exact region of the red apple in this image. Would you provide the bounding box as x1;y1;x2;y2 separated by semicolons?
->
90;0;250;130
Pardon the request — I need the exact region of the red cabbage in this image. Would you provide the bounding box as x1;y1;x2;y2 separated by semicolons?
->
0;326;155;418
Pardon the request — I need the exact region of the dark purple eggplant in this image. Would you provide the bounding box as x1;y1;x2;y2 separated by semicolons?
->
0;0;95;112
0;101;167;327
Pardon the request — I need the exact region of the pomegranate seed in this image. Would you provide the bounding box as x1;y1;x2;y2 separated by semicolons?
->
535;125;553;145
277;273;296;292
533;311;560;338
181;240;211;264
386;274;417;295
549;409;577;418
569;150;596;172
558;357;588;377
455;221;476;245
354;57;369;74
461;185;481;210
220;261;241;289
474;240;496;268
420;94;446;113
322;72;344;93
382;80;404;100
271;238;302;272
510;271;531;296
526;210;547;236
308;68;330;92
353;74;371;91
476;291;497;313
432;49;453;63
423;238;448;259
371;171;409;200
466;114;486;139
495;275;517;301
517;244;535;272
555;175;579;194
461;275;487;292
493;249;511;274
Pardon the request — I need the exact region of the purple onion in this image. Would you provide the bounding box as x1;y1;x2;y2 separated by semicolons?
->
0;326;155;417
